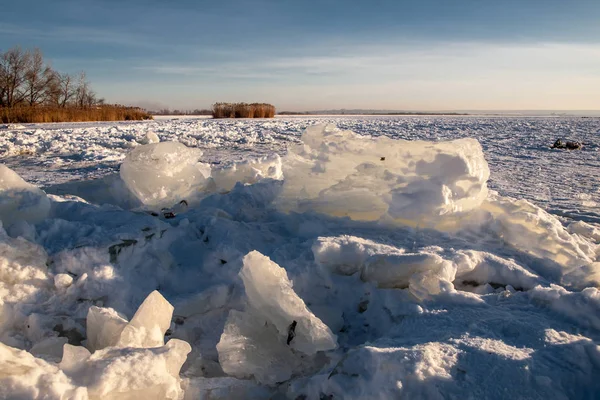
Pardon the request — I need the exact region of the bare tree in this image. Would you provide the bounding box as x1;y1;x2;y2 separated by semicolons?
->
58;72;76;107
24;48;54;106
0;47;31;107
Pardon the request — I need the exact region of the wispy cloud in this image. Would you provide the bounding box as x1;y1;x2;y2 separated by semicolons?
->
0;23;152;48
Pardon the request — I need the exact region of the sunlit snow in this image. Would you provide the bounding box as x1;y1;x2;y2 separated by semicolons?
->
0;115;599;399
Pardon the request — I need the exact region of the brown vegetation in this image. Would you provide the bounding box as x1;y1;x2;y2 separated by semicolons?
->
0;105;152;123
212;102;276;119
1;46;151;122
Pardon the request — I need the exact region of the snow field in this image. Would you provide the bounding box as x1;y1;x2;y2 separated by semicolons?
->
0;117;599;399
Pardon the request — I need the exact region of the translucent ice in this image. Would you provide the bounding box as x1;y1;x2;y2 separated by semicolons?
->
239;251;337;355
277;124;490;228
118;290;174;348
212;154;283;192
120;141;211;208
86;306;128;352
217;251;336;385
217;310;300;385
0;164;50;226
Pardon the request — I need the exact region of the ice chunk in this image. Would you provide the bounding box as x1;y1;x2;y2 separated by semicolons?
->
212;154;283;192
63;339;191;400
120;141;211;208
361;252;457;299
239;251;337;355
0;164;51;226
118;290;174;348
217;309;300;385
139;131;160;145
30;336;69;360
54;273;74;289
60;343;91;374
481;196;597;271
86;306;128;352
453;250;546;290
277;124;490;229
0;342;85;399
312;235;405;276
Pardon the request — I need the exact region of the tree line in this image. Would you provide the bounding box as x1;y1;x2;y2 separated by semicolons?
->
0;46;101;109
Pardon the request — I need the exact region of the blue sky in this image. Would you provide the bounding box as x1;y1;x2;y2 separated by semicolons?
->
1;0;599;110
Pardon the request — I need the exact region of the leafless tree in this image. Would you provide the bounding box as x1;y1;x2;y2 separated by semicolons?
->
24;48;54;106
0;47;31;107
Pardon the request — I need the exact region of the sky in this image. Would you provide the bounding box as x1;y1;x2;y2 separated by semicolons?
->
1;0;599;111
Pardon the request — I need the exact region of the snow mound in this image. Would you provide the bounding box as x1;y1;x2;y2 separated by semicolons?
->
277;124;489;229
217;251;337;385
291;342;459;400
0;164;50;227
120;141;211;208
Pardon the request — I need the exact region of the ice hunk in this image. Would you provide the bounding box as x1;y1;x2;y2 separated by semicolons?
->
212;154;283;192
118;290;174;348
120;141;211;208
277;124;490;228
240;251;337;355
60;344;92;374
0;342;86;399
0;164;51;226
361;253;452;289
312;235;405;276
72;339;191;400
87;306;128;352
216;310;300;385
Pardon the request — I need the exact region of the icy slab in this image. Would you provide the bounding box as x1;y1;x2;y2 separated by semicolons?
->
86;306;128;352
212;154;283;192
217;251;336;385
277;124;490;228
217;309;301;385
120;141;211;208
312;235;405;276
239;251;337;355
0;164;51;226
118;290;174;348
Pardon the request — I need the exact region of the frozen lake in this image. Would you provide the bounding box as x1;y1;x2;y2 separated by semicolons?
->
0;116;599;399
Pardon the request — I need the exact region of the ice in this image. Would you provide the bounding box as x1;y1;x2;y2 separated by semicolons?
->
0;342;85;399
138;131;160;145
312;235;405;276
118;290;174;348
86;306;128;352
62;339;191;400
119;141;211;208
1;117;600;399
217;251;336;384
211;154;283;192
277;124;490;229
238;251;337;355
0;164;51;227
217;310;301;385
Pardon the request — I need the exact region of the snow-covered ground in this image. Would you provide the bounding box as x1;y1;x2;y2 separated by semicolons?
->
0;116;599;399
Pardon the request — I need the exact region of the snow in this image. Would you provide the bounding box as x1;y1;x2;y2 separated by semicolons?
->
0;115;599;399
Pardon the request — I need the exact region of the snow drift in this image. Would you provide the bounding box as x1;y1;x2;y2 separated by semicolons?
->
0;119;599;399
